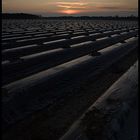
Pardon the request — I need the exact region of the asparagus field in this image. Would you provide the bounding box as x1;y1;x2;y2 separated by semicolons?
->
2;19;138;140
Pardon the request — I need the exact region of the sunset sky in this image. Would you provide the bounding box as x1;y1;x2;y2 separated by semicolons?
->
2;0;138;16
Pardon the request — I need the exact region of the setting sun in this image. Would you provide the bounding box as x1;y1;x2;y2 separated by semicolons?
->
61;10;79;15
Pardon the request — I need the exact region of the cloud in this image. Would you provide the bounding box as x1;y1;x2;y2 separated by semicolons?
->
99;6;121;10
57;5;86;9
50;1;88;9
97;6;138;11
56;2;87;5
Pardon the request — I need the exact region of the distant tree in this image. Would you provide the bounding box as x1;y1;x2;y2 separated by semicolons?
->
2;13;42;19
130;14;134;17
115;15;119;18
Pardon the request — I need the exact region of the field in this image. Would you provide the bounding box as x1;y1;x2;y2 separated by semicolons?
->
2;19;138;140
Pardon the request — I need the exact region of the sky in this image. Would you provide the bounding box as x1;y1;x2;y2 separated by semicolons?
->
2;0;138;16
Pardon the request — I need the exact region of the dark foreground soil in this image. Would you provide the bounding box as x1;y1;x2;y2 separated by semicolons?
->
118;101;138;140
3;48;138;140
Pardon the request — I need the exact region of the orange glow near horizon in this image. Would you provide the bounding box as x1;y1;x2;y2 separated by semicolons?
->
61;10;79;15
57;2;86;15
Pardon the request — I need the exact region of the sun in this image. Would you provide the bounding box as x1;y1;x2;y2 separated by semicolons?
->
61;10;78;15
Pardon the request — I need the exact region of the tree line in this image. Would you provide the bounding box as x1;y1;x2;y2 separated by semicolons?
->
2;13;138;20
